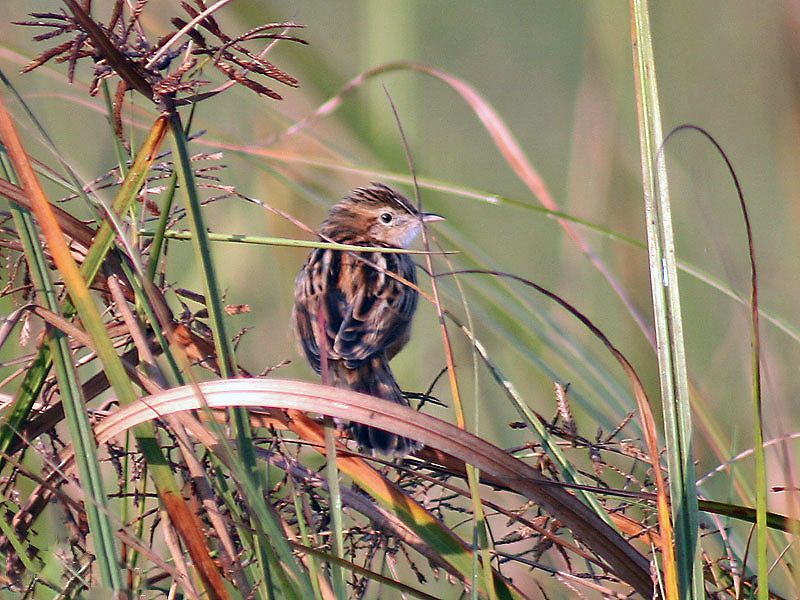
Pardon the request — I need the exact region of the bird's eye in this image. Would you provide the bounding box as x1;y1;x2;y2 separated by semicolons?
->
380;212;393;223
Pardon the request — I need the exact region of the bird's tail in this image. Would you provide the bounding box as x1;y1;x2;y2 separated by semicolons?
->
331;358;421;456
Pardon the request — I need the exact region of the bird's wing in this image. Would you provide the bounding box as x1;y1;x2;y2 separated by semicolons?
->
293;248;418;369
293;247;348;372
332;251;418;365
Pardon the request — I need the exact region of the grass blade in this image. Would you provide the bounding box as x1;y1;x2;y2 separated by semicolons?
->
629;0;702;597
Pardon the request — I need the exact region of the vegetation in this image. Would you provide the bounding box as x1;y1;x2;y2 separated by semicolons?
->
0;2;797;599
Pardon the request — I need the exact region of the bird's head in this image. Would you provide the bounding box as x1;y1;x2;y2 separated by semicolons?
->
321;183;443;248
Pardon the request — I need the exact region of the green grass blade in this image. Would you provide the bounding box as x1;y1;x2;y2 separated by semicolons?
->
81;116;168;283
629;0;703;597
145;101;197;284
289;477;325;600
166;110;236;378
139;228;448;254
324;422;347;600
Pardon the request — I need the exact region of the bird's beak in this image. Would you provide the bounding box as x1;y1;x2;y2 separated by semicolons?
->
422;212;445;223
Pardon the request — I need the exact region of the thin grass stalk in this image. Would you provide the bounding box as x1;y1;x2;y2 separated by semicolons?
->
284;411;522;600
174;399;287;600
252;535;279;600
117;260;183;383
0;349;51;471
432;225;635;427
443;263;497;600
663;125;770;596
124;442;149;590
446;312;615;529
0;68;95;211
389;93;499;600
203;440;278;599
145;102;198;284
727;142;767;600
324;421;347;600
167;110;294;597
139;229;448;253
629;1;702;597
214;451;314;600
289;478;325;600
83;117;168;280
48;281;125;590
267;449;450;597
99;79;131;177
290;540;440;600
144;167;179;282
426;221;623;522
0;145;55;467
316;303;347;599
748;280;768;599
0;510;40;575
179;400;297;600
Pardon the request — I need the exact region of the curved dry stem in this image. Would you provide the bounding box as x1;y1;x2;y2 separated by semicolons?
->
95;378;654;598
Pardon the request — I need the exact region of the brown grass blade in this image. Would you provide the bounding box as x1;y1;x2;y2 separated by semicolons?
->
95;378;654;598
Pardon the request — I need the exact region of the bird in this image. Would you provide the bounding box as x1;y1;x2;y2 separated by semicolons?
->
292;183;444;455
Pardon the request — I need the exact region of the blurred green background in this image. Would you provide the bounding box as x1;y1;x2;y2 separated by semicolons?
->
2;0;800;587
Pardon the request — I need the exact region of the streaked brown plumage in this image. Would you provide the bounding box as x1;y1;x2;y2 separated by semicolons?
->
292;184;443;455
